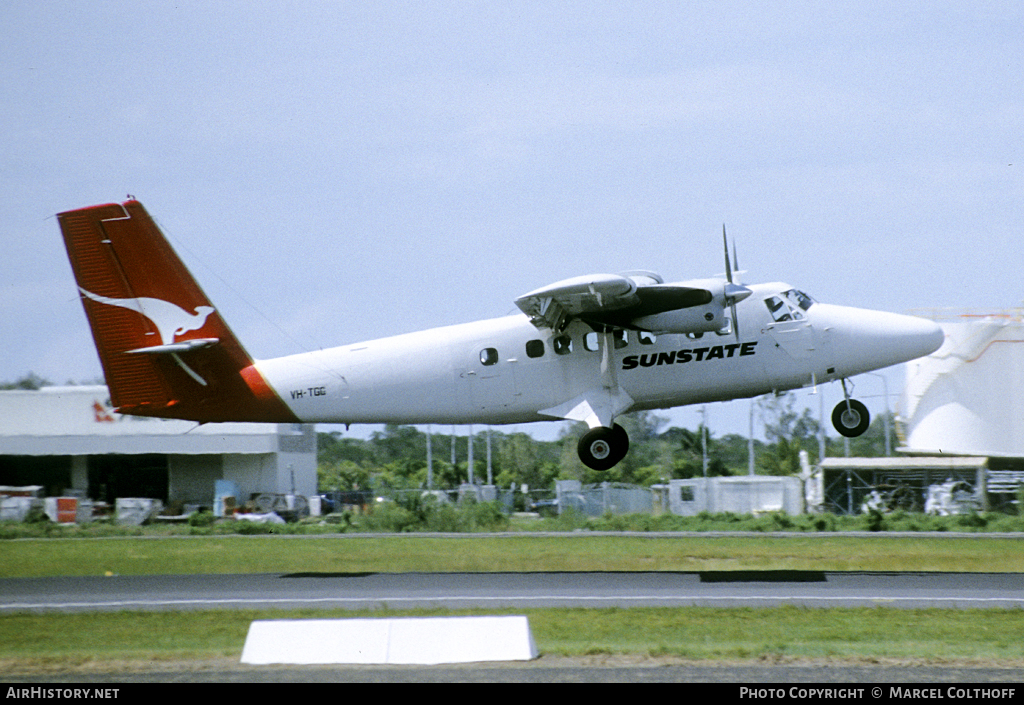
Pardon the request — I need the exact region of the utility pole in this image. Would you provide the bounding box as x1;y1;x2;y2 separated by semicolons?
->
468;424;474;484
486;426;493;485
748;399;756;475
426;425;433;489
818;391;826;463
868;372;891;456
701;406;709;477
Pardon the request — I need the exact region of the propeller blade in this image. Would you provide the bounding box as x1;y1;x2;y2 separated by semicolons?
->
722;224;733;284
723;225;741;340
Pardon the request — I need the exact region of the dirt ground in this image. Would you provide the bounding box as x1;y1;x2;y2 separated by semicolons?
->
6;654;1024;683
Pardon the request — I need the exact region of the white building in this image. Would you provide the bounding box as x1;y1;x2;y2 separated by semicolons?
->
895;311;1024;512
0;386;316;508
662;476;804;516
901;311;1024;457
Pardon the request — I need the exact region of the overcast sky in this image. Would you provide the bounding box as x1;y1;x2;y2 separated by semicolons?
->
2;1;1020;441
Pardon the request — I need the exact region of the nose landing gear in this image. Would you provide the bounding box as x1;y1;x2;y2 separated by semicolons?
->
832;380;871;437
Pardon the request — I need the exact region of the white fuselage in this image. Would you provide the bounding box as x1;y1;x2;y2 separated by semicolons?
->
254;282;944;428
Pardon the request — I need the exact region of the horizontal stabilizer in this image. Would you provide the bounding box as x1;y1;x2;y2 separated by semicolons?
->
126;338;220;355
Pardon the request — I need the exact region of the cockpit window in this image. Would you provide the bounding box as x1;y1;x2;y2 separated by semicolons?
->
765;290;815;323
784;289;815;311
765;295;792;322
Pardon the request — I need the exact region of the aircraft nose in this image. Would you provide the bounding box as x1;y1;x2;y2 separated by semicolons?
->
902;315;945;360
820;306;945;375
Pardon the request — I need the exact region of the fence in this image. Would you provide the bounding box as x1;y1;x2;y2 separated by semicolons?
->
381;485;516;512
555;480;655;517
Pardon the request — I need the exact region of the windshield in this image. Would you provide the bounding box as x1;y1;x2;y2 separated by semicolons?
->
764;289;816;322
784;289;815;311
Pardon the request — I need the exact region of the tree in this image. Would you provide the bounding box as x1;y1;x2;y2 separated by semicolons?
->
496;433;542;488
1;373;51;390
317;459;370;492
660;426;729;479
716;433;762;475
757;393;821;475
835;411;895;458
371;424;426;465
318;431;376;466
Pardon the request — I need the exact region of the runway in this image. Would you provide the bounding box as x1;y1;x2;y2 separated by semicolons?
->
7;571;1024;683
4;570;1024;612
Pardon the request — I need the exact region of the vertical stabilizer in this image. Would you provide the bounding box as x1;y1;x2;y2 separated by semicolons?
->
57;200;298;423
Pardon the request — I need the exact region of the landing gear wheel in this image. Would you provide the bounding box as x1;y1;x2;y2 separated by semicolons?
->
578;424;630;471
831;399;870;437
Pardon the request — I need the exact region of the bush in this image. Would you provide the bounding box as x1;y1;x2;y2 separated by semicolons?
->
424;504;463;532
234;519;275;535
462;501;510;532
810;514;837;532
187;510;215;528
985;513;1024;532
322;511;353;528
864;508;886;532
956;512;988;529
360;501;419;533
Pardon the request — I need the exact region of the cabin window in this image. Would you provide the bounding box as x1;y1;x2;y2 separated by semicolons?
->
526;339;545;358
584;330;632;351
480;347;499;366
638;331;656;345
553;335;573;355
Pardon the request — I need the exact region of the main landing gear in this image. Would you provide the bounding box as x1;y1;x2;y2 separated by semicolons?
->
831;380;871;438
578;424;630;471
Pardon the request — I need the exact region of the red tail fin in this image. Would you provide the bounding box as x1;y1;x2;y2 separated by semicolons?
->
57;200;298;423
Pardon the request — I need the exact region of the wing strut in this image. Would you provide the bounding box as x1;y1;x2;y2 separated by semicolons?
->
600;329;617;391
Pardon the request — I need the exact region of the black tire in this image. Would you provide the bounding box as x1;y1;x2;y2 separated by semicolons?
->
832;399;870;437
578;424;629;471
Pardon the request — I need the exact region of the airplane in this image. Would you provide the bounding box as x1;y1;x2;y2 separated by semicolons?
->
57;199;945;471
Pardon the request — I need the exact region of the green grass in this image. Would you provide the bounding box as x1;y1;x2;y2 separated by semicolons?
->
3;534;1024;578
5;507;1024;540
5;526;1024;671
3;606;1024;673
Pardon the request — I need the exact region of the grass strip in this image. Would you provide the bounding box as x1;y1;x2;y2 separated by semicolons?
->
4;535;1024;578
3;606;1024;673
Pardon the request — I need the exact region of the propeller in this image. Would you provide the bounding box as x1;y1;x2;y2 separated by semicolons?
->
722;225;751;340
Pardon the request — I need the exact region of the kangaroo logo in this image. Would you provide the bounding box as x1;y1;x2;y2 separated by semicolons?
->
80;288;215;345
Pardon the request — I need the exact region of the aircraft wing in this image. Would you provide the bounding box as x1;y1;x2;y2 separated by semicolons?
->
515;271;715;332
515;273;644;329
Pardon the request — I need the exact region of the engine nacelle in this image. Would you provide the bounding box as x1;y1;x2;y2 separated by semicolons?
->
629;278;749;335
631;300;728;335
